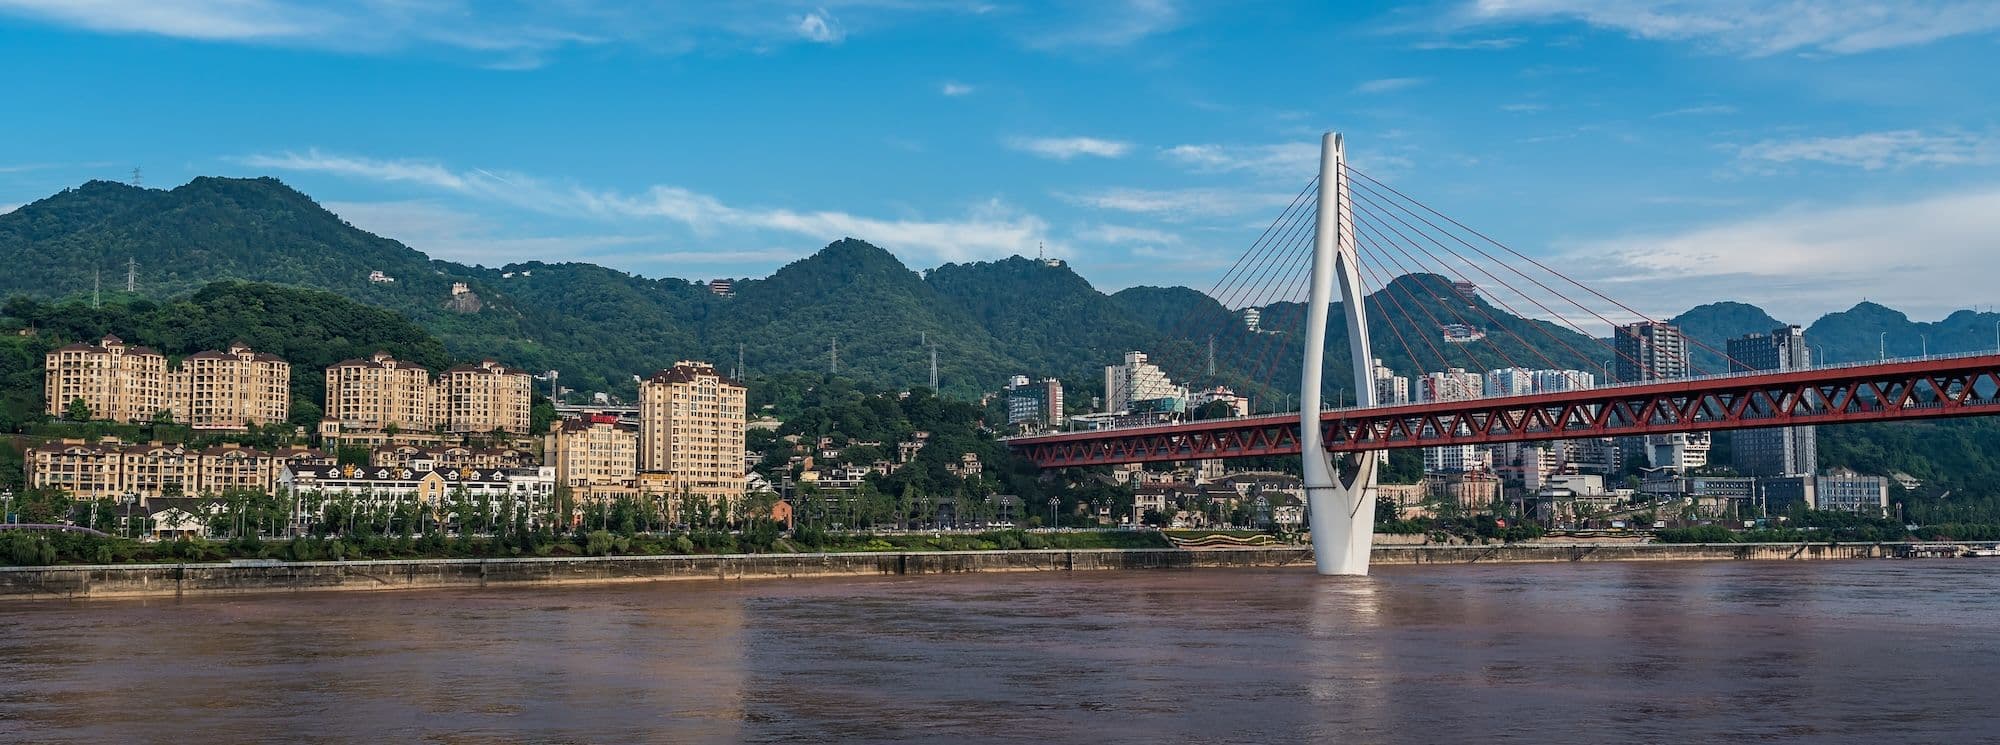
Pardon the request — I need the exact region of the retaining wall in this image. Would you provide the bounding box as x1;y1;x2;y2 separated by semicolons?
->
0;542;1936;601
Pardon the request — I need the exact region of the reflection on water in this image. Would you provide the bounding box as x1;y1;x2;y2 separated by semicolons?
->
2;561;1997;743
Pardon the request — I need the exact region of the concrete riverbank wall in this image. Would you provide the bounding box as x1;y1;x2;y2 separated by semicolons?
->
0;542;1954;601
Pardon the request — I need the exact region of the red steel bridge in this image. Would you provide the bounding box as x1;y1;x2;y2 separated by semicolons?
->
999;132;2000;575
1008;352;2000;468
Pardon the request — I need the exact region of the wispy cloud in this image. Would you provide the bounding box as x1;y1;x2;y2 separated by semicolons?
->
1161;142;1316;177
1736;130;1998;170
1569;186;2000;319
1078;224;1182;245
1499;102;1547;113
1057;187;1295;220
1006;136;1133;160
1453;0;2000;56
795;8;842;43
1412;36;1524;50
248;149;1052;264
940;81;974;96
0;0;971;64
1353;77;1427;94
1027;0;1182;49
1654;104;1737;117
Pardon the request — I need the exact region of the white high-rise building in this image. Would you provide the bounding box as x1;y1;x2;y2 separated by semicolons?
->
1531;369;1597;393
1103;351;1184;414
1485;368;1535;397
1646;432;1711;472
1424;444;1489;474
1418;368;1483;402
1370;358;1410;406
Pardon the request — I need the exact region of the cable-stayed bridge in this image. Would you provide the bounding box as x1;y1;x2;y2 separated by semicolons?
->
1003;132;2000;576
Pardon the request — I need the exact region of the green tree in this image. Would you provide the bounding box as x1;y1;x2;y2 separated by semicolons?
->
65;397;91;422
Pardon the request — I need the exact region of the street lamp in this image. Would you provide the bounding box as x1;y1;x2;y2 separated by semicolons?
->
1;489;11;525
120;492;137;539
1921;334;1928;358
1878;332;1887;361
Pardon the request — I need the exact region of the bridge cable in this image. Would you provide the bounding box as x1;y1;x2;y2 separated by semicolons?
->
1348;178;1656;381
1351;204;1580;377
1346;167;1751;375
1161;177;1319;351
1350;245;1455;397
1349;210;1541;375
1239;203;1328;397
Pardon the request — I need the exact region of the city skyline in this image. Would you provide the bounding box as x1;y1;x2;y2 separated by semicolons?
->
1;1;1997;322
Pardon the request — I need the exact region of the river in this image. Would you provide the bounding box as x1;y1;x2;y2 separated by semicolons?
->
2;560;1996;743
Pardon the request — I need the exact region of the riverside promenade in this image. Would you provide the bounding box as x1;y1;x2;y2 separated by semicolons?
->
0;541;1962;601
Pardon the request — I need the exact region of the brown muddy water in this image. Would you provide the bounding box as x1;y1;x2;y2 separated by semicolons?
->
2;560;1997;743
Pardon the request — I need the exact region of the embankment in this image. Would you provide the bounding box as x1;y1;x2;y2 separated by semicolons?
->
0;542;1954;601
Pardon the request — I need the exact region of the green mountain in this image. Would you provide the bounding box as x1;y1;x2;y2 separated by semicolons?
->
1671;301;1788;371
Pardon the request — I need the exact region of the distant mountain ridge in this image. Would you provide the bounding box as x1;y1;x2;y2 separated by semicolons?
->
3;175;1995;404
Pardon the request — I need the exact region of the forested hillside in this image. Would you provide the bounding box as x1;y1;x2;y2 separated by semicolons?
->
7;174;2000;508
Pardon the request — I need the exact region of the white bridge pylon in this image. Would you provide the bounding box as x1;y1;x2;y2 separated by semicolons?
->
1300;132;1379;576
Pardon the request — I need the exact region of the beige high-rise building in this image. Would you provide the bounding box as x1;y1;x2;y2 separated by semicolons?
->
180;342;291;431
638;361;746;506
324;352;436;432
438;359;534;434
545;414;640;502
44;335;177;424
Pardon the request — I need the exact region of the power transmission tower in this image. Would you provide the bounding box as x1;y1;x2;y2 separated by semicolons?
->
1207;335;1216;378
92;269;101;309
830;338;839;375
130;167;142;187
736;344;745;380
125;258;136;293
929;344;939;391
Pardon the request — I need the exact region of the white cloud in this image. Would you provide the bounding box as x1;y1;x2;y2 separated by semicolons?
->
1078;224;1182;245
1161;142;1317;177
0;1;978;63
1457;0;2000;56
256;149;1051;265
1412;36;1524;50
796;8;842;43
1736;130;1998;170
1028;0;1181;48
1566;186;2000;319
1499;102;1547;113
1058;187;1295;220
940;81;974;96
0;203;18;215
1654;104;1736;117
1353;77;1427;94
1005;136;1133;160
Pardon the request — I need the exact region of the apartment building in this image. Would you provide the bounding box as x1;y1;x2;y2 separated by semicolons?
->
545;414;640;503
638;361;747;506
438;359;534;434
23;440;336;501
44;335;179;424
324;352;436;431
44;337;292;430
180;342;292;430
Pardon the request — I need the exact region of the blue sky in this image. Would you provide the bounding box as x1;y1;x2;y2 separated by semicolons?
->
1;1;1998;322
